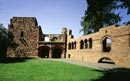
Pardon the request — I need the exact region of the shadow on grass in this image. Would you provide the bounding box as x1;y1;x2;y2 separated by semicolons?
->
0;57;34;63
92;68;130;81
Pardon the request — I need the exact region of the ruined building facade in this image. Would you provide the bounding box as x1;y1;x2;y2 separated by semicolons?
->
7;17;130;67
8;17;40;57
7;17;67;58
66;25;130;67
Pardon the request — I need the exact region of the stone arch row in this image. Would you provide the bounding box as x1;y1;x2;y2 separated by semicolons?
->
80;38;92;49
68;38;93;50
68;41;76;49
38;45;64;58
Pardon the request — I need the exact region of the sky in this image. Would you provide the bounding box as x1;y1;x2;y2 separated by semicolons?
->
0;0;130;38
0;0;86;37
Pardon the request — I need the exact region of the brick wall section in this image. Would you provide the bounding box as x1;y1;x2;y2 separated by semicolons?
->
7;17;40;57
7;17;130;67
66;25;130;67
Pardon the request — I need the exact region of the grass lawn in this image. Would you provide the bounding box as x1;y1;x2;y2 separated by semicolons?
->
0;58;103;81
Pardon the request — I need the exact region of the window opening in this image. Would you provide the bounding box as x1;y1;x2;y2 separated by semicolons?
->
102;37;112;52
84;39;88;49
74;41;76;49
21;31;24;37
45;37;50;42
89;38;92;49
80;40;84;49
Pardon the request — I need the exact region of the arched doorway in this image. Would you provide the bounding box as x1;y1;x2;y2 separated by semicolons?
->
98;57;115;64
52;47;62;58
38;46;50;58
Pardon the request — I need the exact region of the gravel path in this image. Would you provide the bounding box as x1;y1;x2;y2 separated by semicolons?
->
48;59;127;70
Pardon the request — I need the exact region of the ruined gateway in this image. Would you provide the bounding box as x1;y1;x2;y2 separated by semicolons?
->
7;17;130;67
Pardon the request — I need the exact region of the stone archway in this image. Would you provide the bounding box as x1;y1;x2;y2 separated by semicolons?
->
101;35;113;52
102;37;112;52
98;57;115;64
38;46;50;58
52;46;63;58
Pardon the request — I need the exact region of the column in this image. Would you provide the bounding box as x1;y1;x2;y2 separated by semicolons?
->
61;48;65;58
49;48;52;58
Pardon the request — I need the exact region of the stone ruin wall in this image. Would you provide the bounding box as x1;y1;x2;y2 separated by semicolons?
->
43;34;65;42
6;17;130;67
38;28;67;58
7;17;41;57
42;27;67;42
66;25;130;67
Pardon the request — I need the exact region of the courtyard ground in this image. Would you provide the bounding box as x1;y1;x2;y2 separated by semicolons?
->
0;58;103;81
0;58;130;81
48;59;128;70
49;58;130;81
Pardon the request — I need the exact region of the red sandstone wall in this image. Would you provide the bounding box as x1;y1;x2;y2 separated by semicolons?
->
7;17;40;57
66;25;130;67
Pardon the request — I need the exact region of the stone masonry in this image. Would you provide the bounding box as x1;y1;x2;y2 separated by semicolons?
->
7;17;130;67
66;25;130;67
7;17;41;57
7;17;67;58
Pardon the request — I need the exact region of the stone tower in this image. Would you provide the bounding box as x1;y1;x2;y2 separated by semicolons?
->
7;17;41;57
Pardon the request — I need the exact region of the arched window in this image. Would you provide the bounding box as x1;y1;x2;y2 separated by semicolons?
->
89;38;92;49
68;54;71;58
102;37;112;52
45;37;50;42
74;41;76;49
69;30;72;35
80;40;84;49
84;39;88;49
68;43;71;50
72;42;74;49
21;31;24;37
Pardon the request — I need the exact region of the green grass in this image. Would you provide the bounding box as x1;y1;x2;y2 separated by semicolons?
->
0;58;103;81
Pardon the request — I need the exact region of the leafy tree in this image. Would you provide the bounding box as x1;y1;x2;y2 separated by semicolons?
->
119;0;130;14
0;24;7;58
0;24;18;59
80;0;130;35
7;31;19;50
117;0;130;24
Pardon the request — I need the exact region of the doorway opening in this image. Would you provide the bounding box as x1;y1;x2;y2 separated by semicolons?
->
38;46;50;58
52;47;62;58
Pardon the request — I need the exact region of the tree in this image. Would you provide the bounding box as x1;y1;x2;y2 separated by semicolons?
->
119;0;130;14
0;24;18;59
118;0;130;24
0;24;7;58
80;0;129;35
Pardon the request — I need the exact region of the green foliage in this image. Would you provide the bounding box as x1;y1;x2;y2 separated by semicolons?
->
0;59;103;81
118;0;130;14
7;31;19;50
0;24;7;58
80;0;130;35
0;24;18;58
116;0;130;24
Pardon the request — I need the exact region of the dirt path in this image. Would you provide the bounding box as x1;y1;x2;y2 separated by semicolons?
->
47;59;127;70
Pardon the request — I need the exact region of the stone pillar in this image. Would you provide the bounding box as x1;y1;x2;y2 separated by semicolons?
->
49;48;52;58
61;48;65;58
84;42;86;49
88;42;90;49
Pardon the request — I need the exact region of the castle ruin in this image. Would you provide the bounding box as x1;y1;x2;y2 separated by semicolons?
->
7;17;130;67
